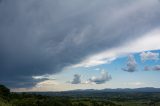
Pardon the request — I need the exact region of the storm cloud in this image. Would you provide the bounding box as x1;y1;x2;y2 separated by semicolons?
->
1;0;160;88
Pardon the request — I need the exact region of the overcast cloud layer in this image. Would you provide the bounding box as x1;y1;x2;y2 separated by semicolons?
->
1;0;160;88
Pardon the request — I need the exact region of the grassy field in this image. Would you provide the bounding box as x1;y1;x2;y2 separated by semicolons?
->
1;96;160;106
0;98;12;106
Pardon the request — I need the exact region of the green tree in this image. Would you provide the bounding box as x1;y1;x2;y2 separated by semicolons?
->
0;85;10;97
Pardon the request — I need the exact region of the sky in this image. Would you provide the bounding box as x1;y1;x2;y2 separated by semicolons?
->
0;0;160;92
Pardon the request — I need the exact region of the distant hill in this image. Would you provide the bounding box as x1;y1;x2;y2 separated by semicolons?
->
101;87;160;92
30;87;160;97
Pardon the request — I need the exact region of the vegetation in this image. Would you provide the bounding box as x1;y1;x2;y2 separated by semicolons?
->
0;84;160;106
0;85;10;97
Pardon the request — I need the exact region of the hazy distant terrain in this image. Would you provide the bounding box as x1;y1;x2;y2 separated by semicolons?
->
1;85;160;106
34;87;160;96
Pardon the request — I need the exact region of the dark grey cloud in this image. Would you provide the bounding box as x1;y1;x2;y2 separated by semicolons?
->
122;55;137;72
88;71;111;84
1;0;160;88
71;74;81;84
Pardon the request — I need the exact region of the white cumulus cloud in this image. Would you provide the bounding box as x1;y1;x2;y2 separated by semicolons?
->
140;51;159;62
145;65;160;71
88;70;111;84
122;55;137;72
152;65;160;71
71;74;81;84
